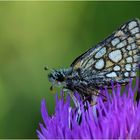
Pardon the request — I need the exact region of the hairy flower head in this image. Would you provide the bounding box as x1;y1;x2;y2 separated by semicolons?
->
37;79;140;139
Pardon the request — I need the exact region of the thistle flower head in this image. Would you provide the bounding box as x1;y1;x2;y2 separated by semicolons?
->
37;79;140;139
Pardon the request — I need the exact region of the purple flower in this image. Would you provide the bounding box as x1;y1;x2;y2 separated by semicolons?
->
37;79;140;139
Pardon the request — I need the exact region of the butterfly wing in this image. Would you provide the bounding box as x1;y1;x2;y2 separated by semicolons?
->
71;18;140;87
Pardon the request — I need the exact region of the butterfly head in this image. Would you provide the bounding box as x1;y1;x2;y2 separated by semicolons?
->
48;67;72;90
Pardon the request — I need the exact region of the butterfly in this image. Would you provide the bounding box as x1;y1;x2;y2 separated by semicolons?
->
48;18;140;104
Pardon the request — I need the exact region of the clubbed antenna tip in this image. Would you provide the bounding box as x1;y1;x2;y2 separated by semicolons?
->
44;66;49;71
44;66;54;72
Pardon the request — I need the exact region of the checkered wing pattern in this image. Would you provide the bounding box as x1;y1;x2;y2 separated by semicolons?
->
71;18;140;87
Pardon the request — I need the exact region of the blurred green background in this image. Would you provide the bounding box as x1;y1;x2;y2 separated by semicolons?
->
0;1;140;138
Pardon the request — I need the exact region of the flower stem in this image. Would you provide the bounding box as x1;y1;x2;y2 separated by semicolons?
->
136;65;140;103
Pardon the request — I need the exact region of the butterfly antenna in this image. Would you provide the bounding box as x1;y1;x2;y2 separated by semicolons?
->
136;64;140;103
44;66;49;71
44;66;54;72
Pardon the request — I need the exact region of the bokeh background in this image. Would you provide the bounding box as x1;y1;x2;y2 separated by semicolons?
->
0;1;140;138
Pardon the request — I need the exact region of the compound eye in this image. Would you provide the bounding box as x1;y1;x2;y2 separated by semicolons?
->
56;75;65;82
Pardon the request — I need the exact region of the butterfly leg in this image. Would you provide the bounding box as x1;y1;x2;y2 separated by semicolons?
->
91;95;98;120
63;88;82;123
68;91;82;124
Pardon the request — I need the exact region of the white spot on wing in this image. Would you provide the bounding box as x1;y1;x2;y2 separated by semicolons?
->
131;27;139;34
111;38;120;46
108;50;122;63
113;65;120;71
131;72;136;77
95;47;106;58
131;43;136;49
127;45;131;50
121;48;126;53
106;72;117;77
125;64;131;71
126;57;133;63
134;55;139;62
124;72;129;77
95;59;104;70
116;40;127;48
129;21;137;30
